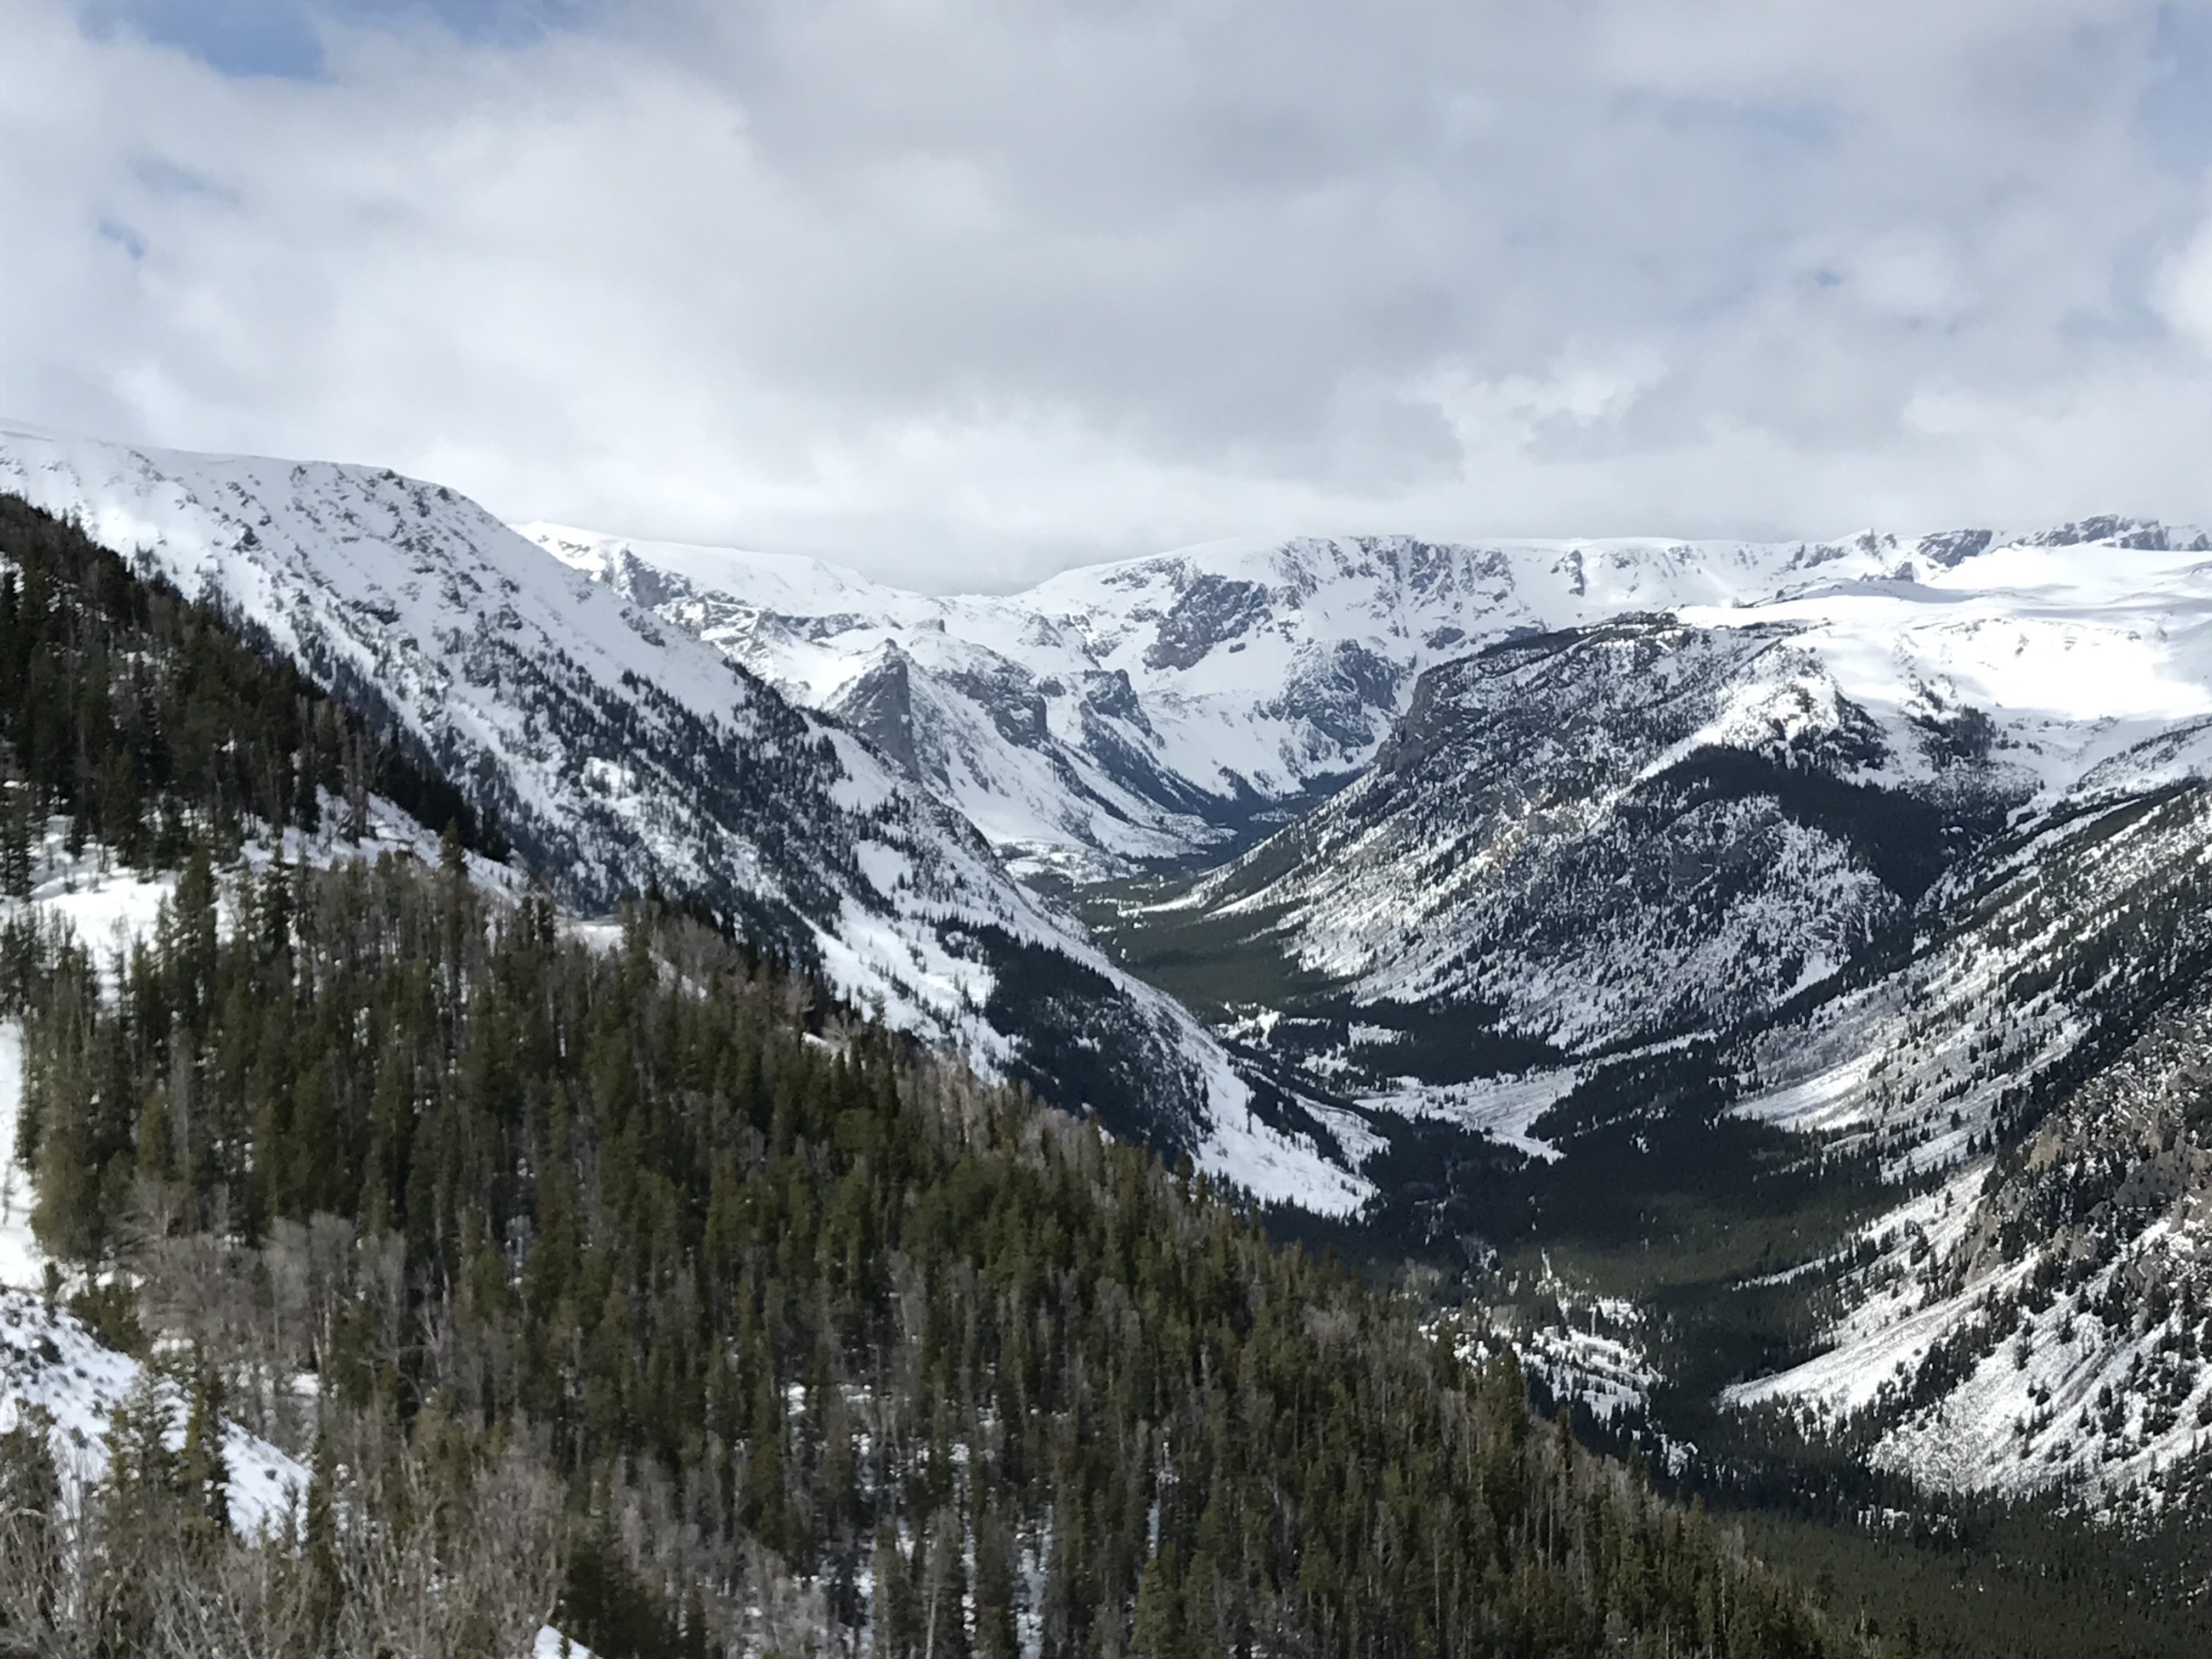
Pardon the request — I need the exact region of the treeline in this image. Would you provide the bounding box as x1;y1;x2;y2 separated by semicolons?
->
0;491;500;889
6;843;1872;1659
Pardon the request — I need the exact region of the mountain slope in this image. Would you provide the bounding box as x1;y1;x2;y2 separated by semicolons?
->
1729;975;2212;1500
1719;780;2212;1498
1165;613;2019;1058
2;832;1881;1658
1086;521;2212;1114
0;487;1891;1657
0;425;1354;1211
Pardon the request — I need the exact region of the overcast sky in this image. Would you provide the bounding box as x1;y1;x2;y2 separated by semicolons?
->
8;1;2212;589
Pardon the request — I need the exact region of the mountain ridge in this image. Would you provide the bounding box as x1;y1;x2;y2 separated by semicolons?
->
0;421;1357;1213
520;516;2212;887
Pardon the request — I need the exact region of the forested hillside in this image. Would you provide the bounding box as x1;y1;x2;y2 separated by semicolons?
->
0;495;1878;1655
7;851;1865;1658
0;492;498;886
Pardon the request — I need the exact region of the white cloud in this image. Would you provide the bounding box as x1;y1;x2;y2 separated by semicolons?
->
3;0;2211;590
2158;212;2212;355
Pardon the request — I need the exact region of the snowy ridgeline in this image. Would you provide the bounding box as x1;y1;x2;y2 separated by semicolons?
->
517;506;2212;1280
26;415;2212;1523
524;515;2212;887
0;420;1356;1216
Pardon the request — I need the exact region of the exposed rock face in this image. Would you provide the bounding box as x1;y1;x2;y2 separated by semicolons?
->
828;646;923;778
1143;574;1273;670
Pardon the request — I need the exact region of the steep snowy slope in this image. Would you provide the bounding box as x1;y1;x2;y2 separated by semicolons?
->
1740;780;2212;1170
1712;776;2212;1498
0;421;1353;1211
1099;521;2212;1078
518;513;2212;1203
1729;973;2212;1500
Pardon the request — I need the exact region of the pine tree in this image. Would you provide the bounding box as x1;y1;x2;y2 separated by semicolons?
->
178;1359;232;1549
0;777;31;898
0;1405;60;1630
873;1519;918;1659
972;1499;1020;1659
742;1369;791;1554
105;1372;182;1516
303;1425;341;1642
1128;1545;1184;1659
918;1505;970;1659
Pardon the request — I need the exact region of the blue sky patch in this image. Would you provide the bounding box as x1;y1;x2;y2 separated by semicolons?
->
80;0;585;81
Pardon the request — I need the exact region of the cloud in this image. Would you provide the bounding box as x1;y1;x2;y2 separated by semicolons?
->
2160;213;2212;353
4;0;2212;589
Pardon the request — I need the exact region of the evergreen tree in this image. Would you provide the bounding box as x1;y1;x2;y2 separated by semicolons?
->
179;1359;232;1548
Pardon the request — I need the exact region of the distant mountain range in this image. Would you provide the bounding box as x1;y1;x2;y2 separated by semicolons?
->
517;516;2212;885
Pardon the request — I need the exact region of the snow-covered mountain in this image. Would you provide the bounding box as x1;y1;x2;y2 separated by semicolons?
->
0;421;1356;1213
518;524;1936;881
30;416;2212;1505
515;518;2211;885
516;511;2212;1192
1090;522;2212;1070
899;512;2212;1501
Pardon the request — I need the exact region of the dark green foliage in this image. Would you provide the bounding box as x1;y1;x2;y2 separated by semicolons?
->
12;849;1869;1658
0;492;501;874
562;1520;689;1659
179;1360;233;1547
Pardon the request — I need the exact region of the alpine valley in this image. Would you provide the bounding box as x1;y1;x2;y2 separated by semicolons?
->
10;415;2212;1656
527;504;2212;1584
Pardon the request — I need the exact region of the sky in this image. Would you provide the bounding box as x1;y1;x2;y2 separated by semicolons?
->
8;1;2212;590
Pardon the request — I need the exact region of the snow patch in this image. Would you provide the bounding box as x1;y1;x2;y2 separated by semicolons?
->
1356;1068;1583;1162
0;1024;33;1291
